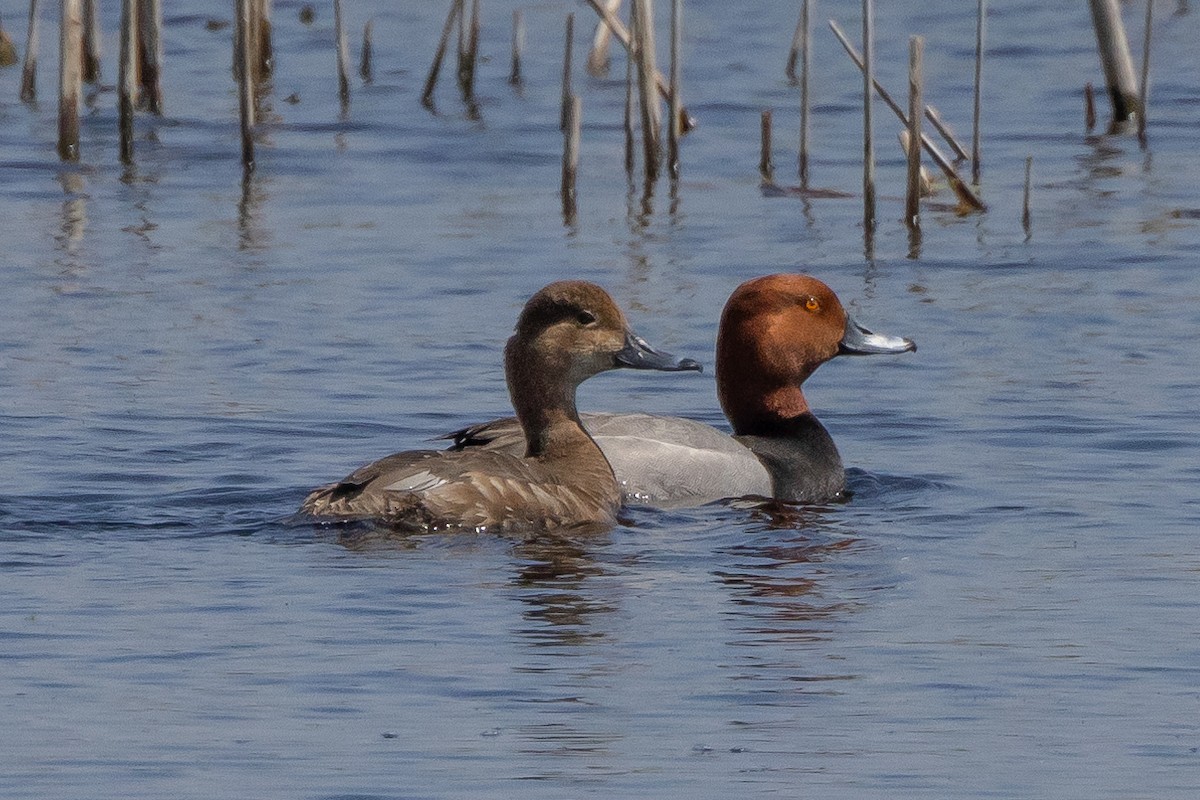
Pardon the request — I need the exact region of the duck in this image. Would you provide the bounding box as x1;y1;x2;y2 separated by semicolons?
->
299;280;701;531
444;274;915;506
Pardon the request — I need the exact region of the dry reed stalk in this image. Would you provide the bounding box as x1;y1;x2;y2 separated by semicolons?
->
925;106;968;161
1087;0;1138;122
972;0;985;183
624;38;635;175
760;109;774;184
423;0;462;108
256;0;273;81
334;0;350;108
862;0;876;230
667;0;682;177
1022;155;1032;232
905;36;924;228
20;0;41;102
587;0;621;75
58;0;83;160
138;0;163;113
898;131;933;196
118;0;138;163
583;0;690;131
360;20;373;82
82;0;100;82
632;0;661;179
1137;0;1153;142
509;9;523;85
798;0;812;187
561;13;574;131
829;19;985;212
1084;82;1096;131
460;0;480;97
785;8;803;83
562;94;582;213
236;0;255;170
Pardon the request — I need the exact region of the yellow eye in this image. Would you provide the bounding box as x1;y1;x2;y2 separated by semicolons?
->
805;297;820;311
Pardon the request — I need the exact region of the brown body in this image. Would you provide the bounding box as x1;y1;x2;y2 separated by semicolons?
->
300;281;699;531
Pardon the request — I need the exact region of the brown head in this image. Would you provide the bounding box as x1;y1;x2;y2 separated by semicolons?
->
716;274;914;435
506;280;700;455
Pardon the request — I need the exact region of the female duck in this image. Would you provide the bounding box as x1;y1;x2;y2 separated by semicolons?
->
300;281;700;531
446;274;914;506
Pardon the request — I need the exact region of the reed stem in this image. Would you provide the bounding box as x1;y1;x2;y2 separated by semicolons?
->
20;0;40;103
862;0;876;230
562;94;582;217
423;0;462;108
138;0;163;113
972;0;985;183
509;9;523;85
360;19;373;83
829;19;985;212
632;0;661;180
118;0;138;163
1022;155;1032;233
1087;0;1138;122
798;0;812;187
58;0;83;161
583;0;690;130
334;0;350;109
82;0;100;82
1137;0;1153;142
760;109;774;184
667;0;682;178
905;36;924;228
587;0;622;76
561;13;574;131
236;0;256;171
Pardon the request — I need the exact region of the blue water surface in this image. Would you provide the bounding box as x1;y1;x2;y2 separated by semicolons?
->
3;1;1200;798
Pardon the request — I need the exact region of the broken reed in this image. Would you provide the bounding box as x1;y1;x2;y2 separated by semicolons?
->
829;19;985;212
759;109;774;184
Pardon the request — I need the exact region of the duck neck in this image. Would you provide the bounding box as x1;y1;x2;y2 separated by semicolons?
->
505;341;601;460
725;383;815;437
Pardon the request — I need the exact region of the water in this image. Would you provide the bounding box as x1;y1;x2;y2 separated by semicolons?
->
3;1;1200;797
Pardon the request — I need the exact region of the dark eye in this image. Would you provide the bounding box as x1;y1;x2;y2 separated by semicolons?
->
575;310;597;326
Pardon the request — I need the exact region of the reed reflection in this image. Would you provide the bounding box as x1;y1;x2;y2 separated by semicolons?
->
56;170;88;260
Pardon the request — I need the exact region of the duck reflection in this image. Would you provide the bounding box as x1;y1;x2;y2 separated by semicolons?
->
715;499;867;632
508;529;615;647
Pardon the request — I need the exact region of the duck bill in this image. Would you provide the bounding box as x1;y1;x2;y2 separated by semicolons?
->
839;315;917;355
616;330;703;372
